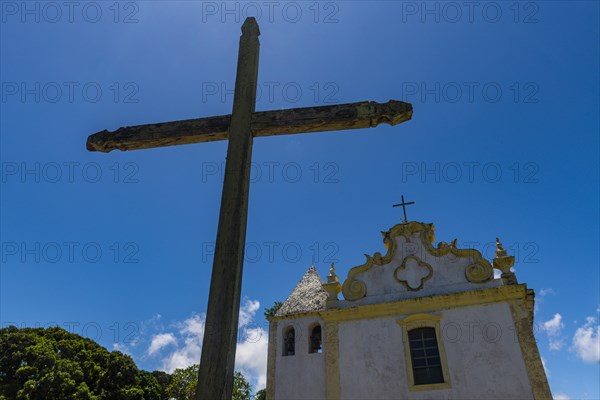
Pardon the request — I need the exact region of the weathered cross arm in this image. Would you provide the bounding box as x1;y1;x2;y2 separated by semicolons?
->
86;100;412;153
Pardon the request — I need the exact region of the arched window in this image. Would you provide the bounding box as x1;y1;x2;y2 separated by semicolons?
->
398;314;450;390
309;325;322;353
283;327;295;356
407;327;443;385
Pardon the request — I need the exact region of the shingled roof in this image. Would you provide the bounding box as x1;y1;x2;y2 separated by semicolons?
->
275;265;328;317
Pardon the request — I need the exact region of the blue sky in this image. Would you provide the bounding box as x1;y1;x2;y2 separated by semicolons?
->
1;1;598;397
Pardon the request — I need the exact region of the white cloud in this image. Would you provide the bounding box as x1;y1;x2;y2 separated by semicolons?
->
162;335;202;372
178;313;206;338
539;288;556;297
543;314;563;336
112;342;131;355
131;313;165;350
161;314;205;372
493;269;501;279
541;313;564;350
145;299;269;390
148;333;177;356
549;337;565;351
571;316;600;363
239;299;260;327
554;394;571;400
236;326;269;389
535;288;556;312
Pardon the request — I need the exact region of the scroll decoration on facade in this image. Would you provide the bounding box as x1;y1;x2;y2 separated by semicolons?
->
416;229;494;284
465;262;494;283
341;222;494;301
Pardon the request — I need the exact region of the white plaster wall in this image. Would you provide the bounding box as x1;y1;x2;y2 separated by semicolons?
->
338;317;406;398
338;303;534;400
274;315;326;400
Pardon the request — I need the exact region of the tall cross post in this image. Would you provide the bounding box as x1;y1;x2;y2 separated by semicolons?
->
85;17;413;400
393;195;415;223
195;17;259;400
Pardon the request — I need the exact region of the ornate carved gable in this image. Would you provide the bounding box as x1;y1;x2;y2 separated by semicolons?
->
340;222;497;303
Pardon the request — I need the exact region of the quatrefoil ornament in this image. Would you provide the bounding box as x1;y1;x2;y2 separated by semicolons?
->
394;255;433;291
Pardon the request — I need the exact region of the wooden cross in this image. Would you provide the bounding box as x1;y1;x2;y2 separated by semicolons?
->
86;17;412;400
393;195;415;223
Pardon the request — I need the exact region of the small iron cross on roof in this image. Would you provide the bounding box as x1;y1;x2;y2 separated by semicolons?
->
393;195;415;224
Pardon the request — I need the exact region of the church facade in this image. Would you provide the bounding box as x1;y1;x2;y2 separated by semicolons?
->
265;222;551;399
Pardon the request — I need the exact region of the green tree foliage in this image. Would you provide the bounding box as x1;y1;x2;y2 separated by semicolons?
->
254;388;266;400
263;301;283;319
149;371;171;399
164;365;253;400
232;371;252;400
0;326;256;400
165;364;198;400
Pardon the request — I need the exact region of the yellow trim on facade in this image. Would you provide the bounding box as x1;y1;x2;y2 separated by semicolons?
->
324;321;341;400
397;314;451;392
265;320;277;400
400;313;442;325
269;285;527;325
318;285;527;324
508;299;553;399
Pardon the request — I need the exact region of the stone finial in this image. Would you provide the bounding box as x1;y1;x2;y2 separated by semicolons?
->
493;237;517;285
327;263;339;283
495;237;508;258
322;263;342;307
